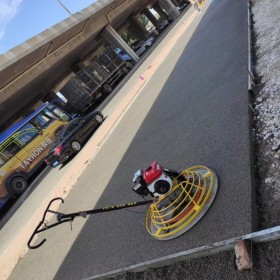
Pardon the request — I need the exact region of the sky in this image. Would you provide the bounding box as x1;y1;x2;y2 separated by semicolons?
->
0;0;97;54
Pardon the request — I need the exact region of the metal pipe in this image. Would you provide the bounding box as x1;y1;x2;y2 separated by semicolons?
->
247;1;254;92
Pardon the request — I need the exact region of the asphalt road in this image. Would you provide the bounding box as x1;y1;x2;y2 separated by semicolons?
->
9;1;252;279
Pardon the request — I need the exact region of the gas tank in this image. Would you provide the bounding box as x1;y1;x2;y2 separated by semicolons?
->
143;161;163;184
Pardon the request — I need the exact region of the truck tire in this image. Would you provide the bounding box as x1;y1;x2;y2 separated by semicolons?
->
101;84;113;95
10;176;28;196
121;66;129;75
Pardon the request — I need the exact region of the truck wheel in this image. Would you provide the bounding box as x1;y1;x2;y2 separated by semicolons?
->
101;84;113;95
71;140;81;152
121;66;129;75
10;176;28;196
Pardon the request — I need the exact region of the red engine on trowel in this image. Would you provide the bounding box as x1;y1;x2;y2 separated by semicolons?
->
132;161;180;197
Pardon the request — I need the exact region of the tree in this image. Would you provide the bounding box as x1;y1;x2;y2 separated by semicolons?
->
121;30;137;46
138;14;149;28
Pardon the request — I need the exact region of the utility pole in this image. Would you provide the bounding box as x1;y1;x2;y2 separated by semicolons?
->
55;0;72;16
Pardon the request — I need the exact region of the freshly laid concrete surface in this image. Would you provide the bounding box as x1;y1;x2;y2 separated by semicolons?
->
6;1;252;279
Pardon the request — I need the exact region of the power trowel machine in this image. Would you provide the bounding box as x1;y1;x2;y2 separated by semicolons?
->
28;162;218;249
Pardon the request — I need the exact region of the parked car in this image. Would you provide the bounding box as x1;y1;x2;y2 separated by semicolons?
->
179;2;189;12
156;20;169;33
44;111;104;167
134;37;155;57
131;40;141;50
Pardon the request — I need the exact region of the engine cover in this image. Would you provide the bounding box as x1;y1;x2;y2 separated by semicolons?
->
143;162;163;184
147;173;173;197
132;162;174;197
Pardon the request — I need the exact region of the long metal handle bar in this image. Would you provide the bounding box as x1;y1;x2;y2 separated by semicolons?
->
57;199;154;221
27;197;153;249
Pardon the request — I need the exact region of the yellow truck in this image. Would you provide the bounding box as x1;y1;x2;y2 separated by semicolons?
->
0;103;70;209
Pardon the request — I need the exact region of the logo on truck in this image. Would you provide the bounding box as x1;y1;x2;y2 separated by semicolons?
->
20;137;52;169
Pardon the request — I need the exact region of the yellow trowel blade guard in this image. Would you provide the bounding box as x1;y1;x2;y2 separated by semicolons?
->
146;166;218;240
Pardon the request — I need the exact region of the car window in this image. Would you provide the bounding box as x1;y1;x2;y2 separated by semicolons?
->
1;141;21;160
62;119;80;138
45;105;71;122
15;123;39;147
30;113;52;129
0;155;7;168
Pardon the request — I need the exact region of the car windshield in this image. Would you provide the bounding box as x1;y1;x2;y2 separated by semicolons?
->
62;119;81;138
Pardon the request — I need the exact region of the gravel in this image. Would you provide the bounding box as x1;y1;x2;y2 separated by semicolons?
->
107;0;280;279
252;0;280;229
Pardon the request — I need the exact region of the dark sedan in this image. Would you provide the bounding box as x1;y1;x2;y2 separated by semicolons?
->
156;20;169;33
44;111;104;167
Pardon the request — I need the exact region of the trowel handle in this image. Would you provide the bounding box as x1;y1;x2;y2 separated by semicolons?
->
27;197;64;249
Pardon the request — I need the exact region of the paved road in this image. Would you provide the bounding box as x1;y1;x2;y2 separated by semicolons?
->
9;1;252;279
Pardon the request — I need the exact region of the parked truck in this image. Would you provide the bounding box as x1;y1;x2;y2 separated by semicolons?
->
58;47;131;114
